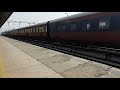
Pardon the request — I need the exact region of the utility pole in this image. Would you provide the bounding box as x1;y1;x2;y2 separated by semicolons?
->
6;21;37;29
7;22;10;29
65;13;69;16
18;22;21;28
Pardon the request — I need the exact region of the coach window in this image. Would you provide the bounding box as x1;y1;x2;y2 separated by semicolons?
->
58;25;61;32
43;26;45;32
55;25;58;32
99;17;111;29
61;24;67;32
33;28;34;32
34;28;36;32
37;28;39;32
56;24;60;32
41;27;42;32
45;26;47;32
44;27;46;32
43;27;44;32
41;27;43;32
39;27;41;32
34;28;35;32
40;27;41;32
39;27;40;32
70;23;76;32
42;27;43;32
32;28;33;33
35;28;37;32
87;23;90;30
44;26;46;32
43;27;45;32
36;28;38;32
40;27;42;32
28;29;29;33
37;28;38;32
81;21;86;31
33;28;35;32
28;29;30;33
38;27;40;32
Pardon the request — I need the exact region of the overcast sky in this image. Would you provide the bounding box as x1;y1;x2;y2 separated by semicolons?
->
0;12;82;33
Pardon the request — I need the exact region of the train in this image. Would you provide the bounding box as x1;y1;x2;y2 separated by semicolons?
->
2;12;120;49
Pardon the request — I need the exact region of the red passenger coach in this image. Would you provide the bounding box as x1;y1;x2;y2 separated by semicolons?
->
3;12;120;49
29;22;48;40
11;22;48;40
49;12;120;48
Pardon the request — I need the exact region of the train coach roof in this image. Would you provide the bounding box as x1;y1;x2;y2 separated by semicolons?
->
6;12;100;32
14;21;48;31
50;12;100;23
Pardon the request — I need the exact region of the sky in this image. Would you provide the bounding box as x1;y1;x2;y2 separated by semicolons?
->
0;12;82;33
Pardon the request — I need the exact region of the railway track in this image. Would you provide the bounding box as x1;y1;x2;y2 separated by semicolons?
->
13;37;120;68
